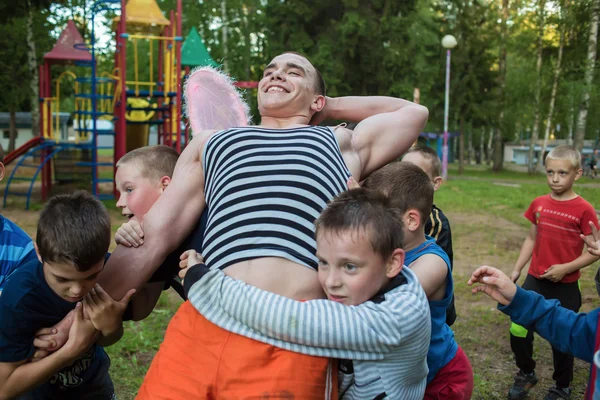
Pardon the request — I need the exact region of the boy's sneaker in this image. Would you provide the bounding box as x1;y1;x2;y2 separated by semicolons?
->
508;370;538;400
543;386;571;400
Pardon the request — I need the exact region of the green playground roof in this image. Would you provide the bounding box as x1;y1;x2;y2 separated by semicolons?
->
182;27;218;68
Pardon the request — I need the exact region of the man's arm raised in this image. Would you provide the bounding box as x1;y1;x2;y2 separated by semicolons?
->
318;96;428;180
97;131;211;301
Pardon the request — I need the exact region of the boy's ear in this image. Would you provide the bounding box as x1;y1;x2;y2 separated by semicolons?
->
0;162;5;181
33;242;43;263
432;176;442;191
386;248;405;278
574;168;583;181
160;176;172;192
402;209;421;232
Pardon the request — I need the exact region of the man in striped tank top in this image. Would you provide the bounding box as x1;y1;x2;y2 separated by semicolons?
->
40;52;430;399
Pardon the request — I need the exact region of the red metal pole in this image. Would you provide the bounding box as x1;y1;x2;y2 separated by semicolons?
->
43;62;53;201
175;0;182;153
157;26;164;146
40;63;46;201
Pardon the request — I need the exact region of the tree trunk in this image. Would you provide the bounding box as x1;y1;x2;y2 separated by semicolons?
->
538;2;566;172
479;128;484;164
221;0;229;73
567;104;575;145
527;0;546;174
459;117;465;174
574;0;599;151
493;0;510;171
487;127;493;165
467;124;473;164
8;107;17;153
26;1;39;138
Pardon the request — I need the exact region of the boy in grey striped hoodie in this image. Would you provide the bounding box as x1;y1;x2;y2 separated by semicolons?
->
181;188;431;399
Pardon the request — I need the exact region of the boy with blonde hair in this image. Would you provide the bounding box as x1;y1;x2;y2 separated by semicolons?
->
403;145;456;325
180;188;431;399
114;145;207;318
508;145;599;400
363;161;473;399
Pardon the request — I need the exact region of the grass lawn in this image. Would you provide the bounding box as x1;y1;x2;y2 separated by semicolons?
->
1;163;599;399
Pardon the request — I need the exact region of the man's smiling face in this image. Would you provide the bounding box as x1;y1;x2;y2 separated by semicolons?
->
257;53;322;119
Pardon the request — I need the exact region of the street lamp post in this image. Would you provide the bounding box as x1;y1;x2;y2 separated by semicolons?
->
441;34;457;180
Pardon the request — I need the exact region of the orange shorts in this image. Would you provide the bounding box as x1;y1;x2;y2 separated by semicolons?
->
137;301;337;400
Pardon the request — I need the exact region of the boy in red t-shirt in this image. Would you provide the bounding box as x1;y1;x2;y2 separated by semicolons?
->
508;145;599;400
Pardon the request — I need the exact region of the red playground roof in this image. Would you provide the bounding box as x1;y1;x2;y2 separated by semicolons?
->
44;21;92;63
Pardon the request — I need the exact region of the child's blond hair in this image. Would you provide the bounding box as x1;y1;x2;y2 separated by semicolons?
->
116;145;179;181
545;145;581;170
405;146;442;177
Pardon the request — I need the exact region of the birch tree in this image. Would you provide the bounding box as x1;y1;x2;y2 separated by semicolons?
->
574;0;599;151
538;2;566;171
493;0;509;171
527;0;546;174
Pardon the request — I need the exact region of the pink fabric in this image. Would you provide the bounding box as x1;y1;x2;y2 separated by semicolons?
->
184;67;250;135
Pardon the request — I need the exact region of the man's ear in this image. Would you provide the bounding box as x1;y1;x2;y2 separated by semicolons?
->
33;242;43;263
432;176;442;191
386;248;405;278
160;176;172;192
311;95;326;113
402;209;421;232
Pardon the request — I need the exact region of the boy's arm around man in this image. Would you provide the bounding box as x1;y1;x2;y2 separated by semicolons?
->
184;258;431;361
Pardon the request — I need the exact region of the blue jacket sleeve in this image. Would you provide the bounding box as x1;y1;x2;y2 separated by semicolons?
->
499;286;598;363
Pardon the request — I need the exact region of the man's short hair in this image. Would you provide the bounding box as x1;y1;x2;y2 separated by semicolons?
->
282;51;326;96
545;145;582;170
0;143;4;163
406;146;442;177
36;191;111;271
363;161;434;222
315;188;404;261
116;145;179;182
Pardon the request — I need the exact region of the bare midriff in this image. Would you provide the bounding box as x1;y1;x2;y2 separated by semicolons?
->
224;257;326;301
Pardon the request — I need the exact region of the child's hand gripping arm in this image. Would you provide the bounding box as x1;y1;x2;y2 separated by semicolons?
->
115;220;145;248
83;284;136;347
468;265;598;362
0;303;98;399
182;260;430;361
511;224;537;283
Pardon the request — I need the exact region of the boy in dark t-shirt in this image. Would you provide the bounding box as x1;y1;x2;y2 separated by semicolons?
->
0;192;134;399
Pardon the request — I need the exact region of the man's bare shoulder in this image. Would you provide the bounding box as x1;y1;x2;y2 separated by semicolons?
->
184;129;220;163
330;125;361;178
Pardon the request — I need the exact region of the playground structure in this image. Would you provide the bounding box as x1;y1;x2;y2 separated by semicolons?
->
3;0;238;209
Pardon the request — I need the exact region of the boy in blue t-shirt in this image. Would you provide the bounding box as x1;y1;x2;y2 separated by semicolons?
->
363;161;473;398
0;143;38;294
0;191;135;399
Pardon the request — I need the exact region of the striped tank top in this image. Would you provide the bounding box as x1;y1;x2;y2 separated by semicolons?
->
201;125;352;271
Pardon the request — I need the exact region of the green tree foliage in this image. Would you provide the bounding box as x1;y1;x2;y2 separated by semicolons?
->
0;0;597;158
